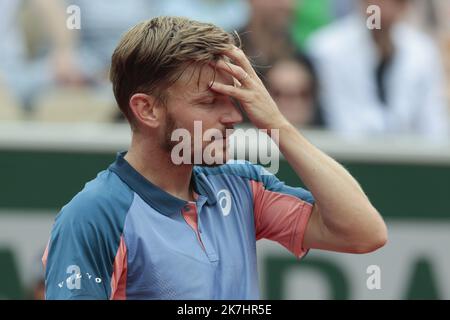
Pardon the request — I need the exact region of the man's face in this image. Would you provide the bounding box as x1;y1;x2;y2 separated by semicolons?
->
159;61;244;166
267;60;315;127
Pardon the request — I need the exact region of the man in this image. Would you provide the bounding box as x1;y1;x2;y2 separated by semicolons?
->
43;16;387;300
266;56;323;128
239;0;298;77
307;0;449;140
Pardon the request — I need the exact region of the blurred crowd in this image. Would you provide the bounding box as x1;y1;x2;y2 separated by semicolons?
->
1;0;450;142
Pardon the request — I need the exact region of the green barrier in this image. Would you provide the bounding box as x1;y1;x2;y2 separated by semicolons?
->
1;150;450;218
1;148;449;299
0;249;24;299
265;256;350;300
404;257;442;300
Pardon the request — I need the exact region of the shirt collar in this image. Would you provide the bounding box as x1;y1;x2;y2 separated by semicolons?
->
109;152;217;216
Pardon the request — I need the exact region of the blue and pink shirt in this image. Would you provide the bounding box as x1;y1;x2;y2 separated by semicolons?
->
43;152;314;299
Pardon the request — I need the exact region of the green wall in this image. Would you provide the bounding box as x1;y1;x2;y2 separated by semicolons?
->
1;149;449;299
2;149;449;218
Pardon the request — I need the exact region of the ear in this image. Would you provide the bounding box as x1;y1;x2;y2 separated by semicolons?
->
129;93;164;129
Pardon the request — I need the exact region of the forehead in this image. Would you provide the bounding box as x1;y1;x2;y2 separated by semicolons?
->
168;61;234;100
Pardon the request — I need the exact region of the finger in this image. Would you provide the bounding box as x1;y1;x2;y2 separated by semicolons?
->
222;46;257;77
209;81;249;102
213;59;253;87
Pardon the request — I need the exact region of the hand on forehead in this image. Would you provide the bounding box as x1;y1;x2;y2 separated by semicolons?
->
171;46;252;98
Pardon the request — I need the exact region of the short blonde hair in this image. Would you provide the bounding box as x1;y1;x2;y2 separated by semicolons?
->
110;16;236;125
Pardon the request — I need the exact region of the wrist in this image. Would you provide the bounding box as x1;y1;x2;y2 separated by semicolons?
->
263;115;291;132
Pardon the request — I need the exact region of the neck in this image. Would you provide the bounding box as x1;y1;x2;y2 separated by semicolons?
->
124;133;195;202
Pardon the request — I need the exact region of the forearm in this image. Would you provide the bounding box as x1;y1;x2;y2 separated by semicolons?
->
207;46;386;252
272;121;385;237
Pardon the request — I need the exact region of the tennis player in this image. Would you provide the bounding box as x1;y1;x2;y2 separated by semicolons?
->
43;16;387;300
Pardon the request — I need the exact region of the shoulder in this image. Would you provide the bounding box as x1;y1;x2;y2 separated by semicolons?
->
194;160;269;183
394;23;441;63
307;15;361;57
194;160;295;194
53;169;135;237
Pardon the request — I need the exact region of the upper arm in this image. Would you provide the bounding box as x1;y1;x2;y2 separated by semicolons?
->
44;216;112;299
248;165;315;259
303;204;373;253
303;203;334;252
44;199;126;300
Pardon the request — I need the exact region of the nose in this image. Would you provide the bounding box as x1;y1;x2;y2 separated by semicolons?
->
220;98;244;126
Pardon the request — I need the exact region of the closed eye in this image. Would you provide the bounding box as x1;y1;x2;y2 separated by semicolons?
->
198;97;219;107
196;93;227;106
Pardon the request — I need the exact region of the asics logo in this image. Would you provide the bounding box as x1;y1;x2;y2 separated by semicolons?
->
217;189;232;216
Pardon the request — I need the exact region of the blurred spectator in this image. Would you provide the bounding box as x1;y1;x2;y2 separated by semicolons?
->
332;0;356;18
9;0;163;110
266;54;324;128
0;74;22;121
59;0;249;85
408;0;450;107
239;0;298;77
0;0;82;111
0;0;249;121
292;0;355;50
408;0;450;39
30;279;45;300
307;0;449;140
27;250;46;300
159;0;249;32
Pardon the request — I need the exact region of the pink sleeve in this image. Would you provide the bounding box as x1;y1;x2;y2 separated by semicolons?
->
250;180;313;259
110;235;128;300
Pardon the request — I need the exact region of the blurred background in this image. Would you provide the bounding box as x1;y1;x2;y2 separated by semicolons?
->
0;0;450;299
